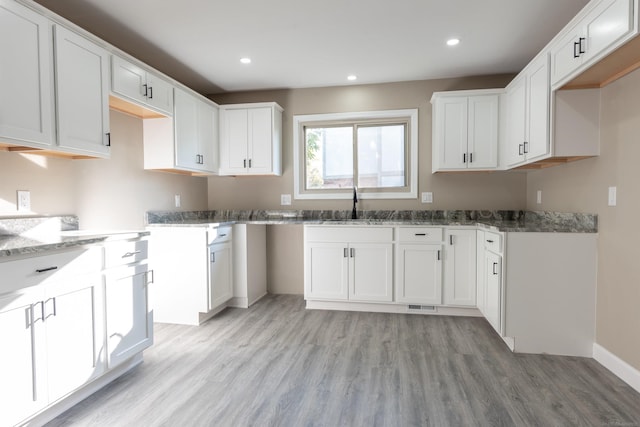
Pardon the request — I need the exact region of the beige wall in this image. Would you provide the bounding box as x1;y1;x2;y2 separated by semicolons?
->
209;76;526;296
526;69;640;371
0;110;208;229
208;76;526;211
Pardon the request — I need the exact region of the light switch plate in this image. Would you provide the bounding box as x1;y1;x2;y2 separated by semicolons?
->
608;186;617;206
421;192;433;203
17;190;30;212
281;194;292;206
174;194;181;208
536;190;542;204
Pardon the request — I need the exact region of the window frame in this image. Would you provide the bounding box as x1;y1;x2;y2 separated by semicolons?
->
293;109;418;200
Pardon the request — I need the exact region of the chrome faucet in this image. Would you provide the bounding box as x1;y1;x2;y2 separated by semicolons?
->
351;187;358;219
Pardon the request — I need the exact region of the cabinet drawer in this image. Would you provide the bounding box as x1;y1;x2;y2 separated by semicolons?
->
484;232;502;253
305;226;393;242
104;239;148;269
397;227;443;243
0;247;102;294
208;226;232;244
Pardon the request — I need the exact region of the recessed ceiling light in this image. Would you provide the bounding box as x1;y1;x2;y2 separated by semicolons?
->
347;75;357;81
240;57;251;64
446;38;460;46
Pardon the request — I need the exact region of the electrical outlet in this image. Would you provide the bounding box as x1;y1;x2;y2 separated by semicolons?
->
421;192;433;203
17;190;30;212
281;194;292;206
608;187;617;206
536;190;542;204
175;194;181;208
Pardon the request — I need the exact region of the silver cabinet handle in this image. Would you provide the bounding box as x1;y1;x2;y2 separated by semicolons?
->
122;250;141;258
35;266;58;273
210;252;216;263
343;248;348;258
437;250;441;261
493;262;499;275
486;239;494;243
415;233;426;236
350;248;355;258
449;235;453;245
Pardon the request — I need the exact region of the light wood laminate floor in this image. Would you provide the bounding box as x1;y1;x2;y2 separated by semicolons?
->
47;295;640;427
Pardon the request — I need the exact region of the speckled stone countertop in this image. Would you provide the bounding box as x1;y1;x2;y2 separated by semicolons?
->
0;216;149;258
146;210;598;233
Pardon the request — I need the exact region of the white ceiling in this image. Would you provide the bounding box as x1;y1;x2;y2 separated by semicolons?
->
33;0;590;95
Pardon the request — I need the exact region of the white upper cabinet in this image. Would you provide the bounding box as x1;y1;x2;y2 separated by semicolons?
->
550;0;634;87
431;90;500;172
0;0;54;149
111;55;173;116
219;102;283;176
143;88;219;175
53;25;110;158
503;54;550;168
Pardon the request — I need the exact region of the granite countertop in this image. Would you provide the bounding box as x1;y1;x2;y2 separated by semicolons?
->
145;210;598;233
0;216;149;258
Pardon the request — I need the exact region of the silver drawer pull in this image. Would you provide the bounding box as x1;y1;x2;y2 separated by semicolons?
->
35;266;58;273
122;250;141;258
219;234;227;237
415;233;427;236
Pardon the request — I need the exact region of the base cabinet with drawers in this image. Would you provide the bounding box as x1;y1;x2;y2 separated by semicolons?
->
0;235;152;427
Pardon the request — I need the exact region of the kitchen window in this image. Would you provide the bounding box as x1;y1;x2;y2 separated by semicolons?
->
293;109;418;200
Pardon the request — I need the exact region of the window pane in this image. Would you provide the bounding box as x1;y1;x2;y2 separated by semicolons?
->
305;127;354;189
357;124;405;188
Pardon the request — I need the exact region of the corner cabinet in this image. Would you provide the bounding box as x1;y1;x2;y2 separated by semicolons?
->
143;88;219;175
219;102;283;176
0;0;54;149
53;25;111;158
111;55;174;116
431;89;500;172
502;53;550;168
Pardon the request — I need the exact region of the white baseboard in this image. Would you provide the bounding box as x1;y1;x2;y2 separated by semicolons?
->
305;299;482;317
593;343;640;394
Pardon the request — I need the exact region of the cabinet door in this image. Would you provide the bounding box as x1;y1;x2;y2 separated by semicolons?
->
105;264;153;369
526;56;550;161
305;242;349;300
550;25;584;85
349;243;393;302
396;244;442;305
504;76;526;167
209;242;233;310
145;72;174;116
584;0;633;63
220;108;249;174
174;88;199;170
247;107;274;174
111;55;147;105
443;230;477;306
434;96;468;170
0;1;53;148
197;100;218;173
0;289;47;427
484;252;502;334
44;276;105;403
54;25;110;157
467;95;498;169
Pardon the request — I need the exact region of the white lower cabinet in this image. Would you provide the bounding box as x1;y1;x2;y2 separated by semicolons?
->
476;230;504;335
149;225;233;325
104;264;153;369
443;229;477;306
0;236;152;427
395;227;443;305
304;226;393;303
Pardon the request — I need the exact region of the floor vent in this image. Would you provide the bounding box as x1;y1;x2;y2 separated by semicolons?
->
408;304;436;311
